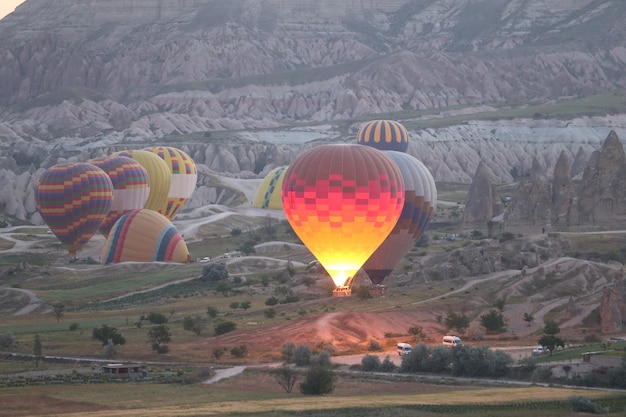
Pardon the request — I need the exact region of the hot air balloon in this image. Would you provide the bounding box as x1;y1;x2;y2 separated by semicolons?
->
282;144;405;296
357;120;409;152
101;209;190;264
35;163;114;259
363;151;437;286
252;166;288;209
89;155;150;237
112;150;170;212
144;146;197;219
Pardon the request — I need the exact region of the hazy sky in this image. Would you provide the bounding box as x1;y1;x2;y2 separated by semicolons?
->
0;0;26;20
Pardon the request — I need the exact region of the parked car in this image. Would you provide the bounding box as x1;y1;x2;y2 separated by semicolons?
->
200;257;211;263
397;342;412;356
532;346;547;355
442;335;463;347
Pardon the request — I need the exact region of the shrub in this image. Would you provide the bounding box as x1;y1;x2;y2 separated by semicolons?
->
311;352;331;368
264;308;276;318
368;338;382;351
206;306;219;318
292;344;312;366
273;365;299;393
0;333;14;348
567;395;605;414
265;296;279;306
361;354;381;372
214;321;237;335
280;342;296;361
146;312;168;324
379;356;397;373
299;365;336;395
92;325;126;346
230;345;248;358
69;323;80;331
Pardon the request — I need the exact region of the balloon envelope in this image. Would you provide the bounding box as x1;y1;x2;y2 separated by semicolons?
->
89;155;150;237
35;163;114;257
253;166;288;209
101;209;190;264
357;120;409;152
282;144;405;288
363;152;437;285
144;146;197;219
113;150;170;212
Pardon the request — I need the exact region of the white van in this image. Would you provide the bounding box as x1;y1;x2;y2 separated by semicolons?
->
397;342;412;356
442;335;463;347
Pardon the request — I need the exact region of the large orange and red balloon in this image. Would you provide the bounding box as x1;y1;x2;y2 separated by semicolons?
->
357;120;409;153
35;163;114;258
281;144;405;289
101;209;190;264
144;146;197;219
89;155;150;237
363;151;437;285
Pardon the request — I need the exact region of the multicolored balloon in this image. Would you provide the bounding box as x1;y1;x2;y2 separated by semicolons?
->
253;166;288;210
363;151;437;285
282;144;405;289
35;163;114;258
356;119;409;152
144;146;197;219
112;149;171;213
101;209;190;264
89;155;150;237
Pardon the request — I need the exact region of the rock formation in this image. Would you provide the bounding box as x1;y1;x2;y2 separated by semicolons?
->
599;277;626;333
461;161;502;235
503;157;552;230
575;130;626;227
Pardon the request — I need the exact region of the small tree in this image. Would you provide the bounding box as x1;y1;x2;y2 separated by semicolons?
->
206;306;219;318
146;312;168;324
183;315;204;336
444;311;470;333
240;301;251;311
265;296;279;306
214;321;237;335
292;344;312;366
92;325;126;346
148;324;171;354
538;320;565;355
361;354;381;372
274;365;299;393
229;301;240;311
281;342;296;361
230;345;248;358
33;334;42;368
300;365;336;395
408;325;426;340
53;303;65;323
480;309;507;334
201;263;229;282
523;312;535;327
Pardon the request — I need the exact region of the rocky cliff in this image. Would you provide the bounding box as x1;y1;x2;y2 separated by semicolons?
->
460;130;626;232
2;1;626;224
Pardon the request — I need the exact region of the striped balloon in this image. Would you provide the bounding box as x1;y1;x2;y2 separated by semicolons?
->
363;151;437;285
89;155;150;238
112;150;170;212
253;166;288;209
144;146;197;219
35;163;113;258
101;209;190;264
356;120;409;152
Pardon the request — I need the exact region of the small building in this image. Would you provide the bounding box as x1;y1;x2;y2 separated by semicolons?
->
102;363;147;379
